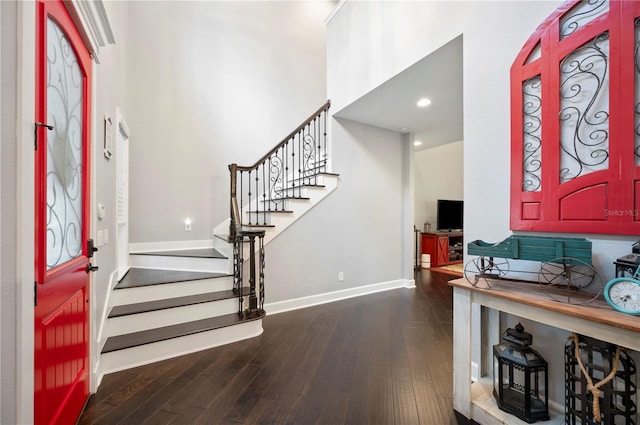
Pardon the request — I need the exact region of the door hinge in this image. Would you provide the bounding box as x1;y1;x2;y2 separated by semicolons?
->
34;281;37;306
34;122;54;151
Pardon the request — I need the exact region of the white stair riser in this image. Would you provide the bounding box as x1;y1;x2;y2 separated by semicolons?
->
99;319;263;377
295;173;333;185
106;298;243;337
212;239;233;258
269;187;311;199
112;276;234;305
259;199;298;211
278;185;327;198
129;254;230;273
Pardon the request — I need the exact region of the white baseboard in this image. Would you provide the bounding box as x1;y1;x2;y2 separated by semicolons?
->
265;278;415;315
91;269;117;393
129;239;214;253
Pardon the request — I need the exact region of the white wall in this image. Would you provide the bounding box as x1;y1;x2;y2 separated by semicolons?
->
414;141;463;229
265;118;408;303
125;1;334;244
327;0;639;410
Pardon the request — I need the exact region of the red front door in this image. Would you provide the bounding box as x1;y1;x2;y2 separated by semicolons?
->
34;1;92;423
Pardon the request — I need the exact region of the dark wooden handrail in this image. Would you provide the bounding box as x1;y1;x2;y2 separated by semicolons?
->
234;100;330;172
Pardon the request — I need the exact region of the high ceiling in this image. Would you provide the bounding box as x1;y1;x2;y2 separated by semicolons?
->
333;35;463;151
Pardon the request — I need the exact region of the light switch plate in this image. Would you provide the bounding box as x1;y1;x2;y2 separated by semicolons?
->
104;229;109;244
97;230;104;247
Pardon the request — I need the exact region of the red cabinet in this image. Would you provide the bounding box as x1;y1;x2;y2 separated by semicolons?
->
421;232;463;267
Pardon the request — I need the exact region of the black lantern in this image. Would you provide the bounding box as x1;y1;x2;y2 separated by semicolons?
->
493;323;549;423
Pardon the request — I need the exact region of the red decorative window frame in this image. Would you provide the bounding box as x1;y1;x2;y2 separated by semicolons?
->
510;0;640;235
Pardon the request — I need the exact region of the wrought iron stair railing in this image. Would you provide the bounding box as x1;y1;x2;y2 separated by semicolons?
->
228;100;331;319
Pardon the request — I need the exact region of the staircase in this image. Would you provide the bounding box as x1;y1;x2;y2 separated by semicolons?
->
98;247;263;377
98;101;335;379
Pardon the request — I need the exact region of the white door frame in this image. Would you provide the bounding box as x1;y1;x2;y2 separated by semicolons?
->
16;2;36;422
115;108;130;281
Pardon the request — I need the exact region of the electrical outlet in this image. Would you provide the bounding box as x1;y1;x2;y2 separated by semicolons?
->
338;272;344;281
184;218;192;231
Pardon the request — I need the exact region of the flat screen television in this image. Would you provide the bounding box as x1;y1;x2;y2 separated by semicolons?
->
436;199;463;232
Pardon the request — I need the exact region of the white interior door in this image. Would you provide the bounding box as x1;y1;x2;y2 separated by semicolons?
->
116;109;130;281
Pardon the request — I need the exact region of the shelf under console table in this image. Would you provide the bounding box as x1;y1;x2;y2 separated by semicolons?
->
449;278;640;425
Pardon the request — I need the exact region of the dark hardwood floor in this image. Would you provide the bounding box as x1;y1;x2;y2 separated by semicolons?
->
79;270;457;425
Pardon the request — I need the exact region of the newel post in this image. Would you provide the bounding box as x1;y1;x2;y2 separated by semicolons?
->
229;163;238;241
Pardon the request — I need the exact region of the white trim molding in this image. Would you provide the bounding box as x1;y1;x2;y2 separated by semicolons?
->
64;0;116;63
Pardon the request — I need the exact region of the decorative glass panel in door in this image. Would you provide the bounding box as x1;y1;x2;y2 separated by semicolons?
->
46;17;83;269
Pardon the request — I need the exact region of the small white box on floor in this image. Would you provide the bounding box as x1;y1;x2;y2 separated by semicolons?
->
421;254;431;269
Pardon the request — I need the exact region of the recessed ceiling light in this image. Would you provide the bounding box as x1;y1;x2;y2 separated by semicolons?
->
414;140;423;146
399;127;410;132
417;98;432;107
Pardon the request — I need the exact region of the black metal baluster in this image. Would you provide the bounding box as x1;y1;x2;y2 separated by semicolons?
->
285;141;289;210
268;155;272;213
238;171;244;227
237;235;244;316
259;234;265;311
255;168;259;226
300;130;303;197
280;146;285;211
247;170;252;225
303;125;308;186
323;108;328;172
313;118;318;185
249;235;256;311
262;161;266;225
293;130;303;198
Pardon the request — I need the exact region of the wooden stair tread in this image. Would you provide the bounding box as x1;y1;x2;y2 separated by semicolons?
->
101;311;264;354
283;183;326;189
108;287;250;318
115;268;229;289
130;247;227;259
261;196;310;202
281;196;310;200
247;209;294;214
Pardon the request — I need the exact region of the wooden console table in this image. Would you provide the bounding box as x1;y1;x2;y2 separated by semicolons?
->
450;278;640;424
